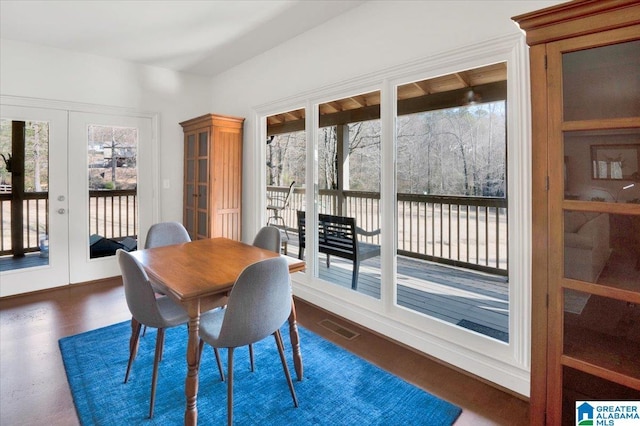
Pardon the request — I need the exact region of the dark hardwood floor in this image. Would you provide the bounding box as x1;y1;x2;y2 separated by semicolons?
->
0;278;528;425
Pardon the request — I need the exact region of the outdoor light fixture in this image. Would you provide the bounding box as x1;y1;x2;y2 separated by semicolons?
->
462;88;482;106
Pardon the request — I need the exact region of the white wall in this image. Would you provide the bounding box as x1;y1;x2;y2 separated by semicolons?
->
0;38;212;222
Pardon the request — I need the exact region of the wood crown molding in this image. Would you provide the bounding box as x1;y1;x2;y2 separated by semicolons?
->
512;0;640;46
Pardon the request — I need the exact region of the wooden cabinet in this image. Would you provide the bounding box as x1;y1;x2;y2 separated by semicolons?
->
179;114;244;241
513;1;640;424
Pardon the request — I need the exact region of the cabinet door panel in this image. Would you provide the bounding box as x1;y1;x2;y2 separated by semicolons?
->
562;40;640;122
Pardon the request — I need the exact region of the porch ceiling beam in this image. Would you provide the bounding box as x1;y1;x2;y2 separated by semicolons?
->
349;95;368;108
267;80;506;136
453;71;471;87
397;80;507;116
412;81;432;95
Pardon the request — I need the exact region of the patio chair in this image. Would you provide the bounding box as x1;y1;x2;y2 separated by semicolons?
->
267;181;295;251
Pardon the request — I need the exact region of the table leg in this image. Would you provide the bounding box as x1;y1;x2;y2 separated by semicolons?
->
288;297;303;381
184;306;201;426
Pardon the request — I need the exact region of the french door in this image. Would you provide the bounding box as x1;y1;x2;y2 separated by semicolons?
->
0;105;70;296
68;112;154;283
0;104;155;295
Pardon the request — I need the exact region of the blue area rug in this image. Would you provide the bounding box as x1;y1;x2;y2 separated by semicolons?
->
59;321;461;425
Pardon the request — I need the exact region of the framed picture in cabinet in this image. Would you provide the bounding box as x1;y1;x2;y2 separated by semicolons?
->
591;144;640;180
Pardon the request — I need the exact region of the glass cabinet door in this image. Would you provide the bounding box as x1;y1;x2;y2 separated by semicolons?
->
553;34;640;425
196;130;209;239
183;129;209;240
184;132;197;239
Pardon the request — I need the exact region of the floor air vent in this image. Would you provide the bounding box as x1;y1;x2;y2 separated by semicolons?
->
318;319;360;340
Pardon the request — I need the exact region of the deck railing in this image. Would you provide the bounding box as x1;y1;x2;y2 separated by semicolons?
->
1;189;137;256
267;185;508;275
3;186;507;276
88;190;138;240
0;192;49;255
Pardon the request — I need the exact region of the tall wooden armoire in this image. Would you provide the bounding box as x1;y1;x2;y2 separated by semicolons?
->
180;114;244;241
513;1;640;424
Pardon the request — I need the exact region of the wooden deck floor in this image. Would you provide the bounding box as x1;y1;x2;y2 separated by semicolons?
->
0;252;48;271
288;236;509;343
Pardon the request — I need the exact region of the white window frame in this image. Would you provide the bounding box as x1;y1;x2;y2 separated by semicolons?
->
251;33;532;396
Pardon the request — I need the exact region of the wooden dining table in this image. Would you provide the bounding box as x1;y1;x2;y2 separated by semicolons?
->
128;237;305;425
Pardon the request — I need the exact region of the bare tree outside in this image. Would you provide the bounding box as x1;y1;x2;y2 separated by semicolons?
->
87;125;138;190
267;130;306;187
397;102;506;197
348;121;380;192
0;120;50;192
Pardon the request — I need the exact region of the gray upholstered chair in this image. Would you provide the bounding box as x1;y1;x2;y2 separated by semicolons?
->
248;225;283;370
134;222;191;344
252;225;282;253
199;257;298;425
118;250;223;419
144;221;191;249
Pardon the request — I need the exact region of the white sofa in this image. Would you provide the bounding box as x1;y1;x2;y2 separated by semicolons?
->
564;212;611;283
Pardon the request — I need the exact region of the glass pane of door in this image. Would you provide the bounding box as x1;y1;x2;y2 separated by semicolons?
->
0;120;50;269
87;125;138;258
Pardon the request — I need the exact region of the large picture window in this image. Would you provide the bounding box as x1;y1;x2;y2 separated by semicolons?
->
256;36;532;396
395;64;509;342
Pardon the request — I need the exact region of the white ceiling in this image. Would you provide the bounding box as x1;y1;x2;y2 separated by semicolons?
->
0;0;364;77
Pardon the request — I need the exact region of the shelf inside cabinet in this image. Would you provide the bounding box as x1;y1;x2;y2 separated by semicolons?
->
562;118;640;132
564;281;640;305
563;292;640;389
562;355;640;391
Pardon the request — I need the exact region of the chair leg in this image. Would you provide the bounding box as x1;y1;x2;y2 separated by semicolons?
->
276;216;290;240
214;347;225;382
124;321;142;383
149;328;165;419
351;260;360;290
227;347;235;426
249;344;255;372
274;330;299;407
197;339;204;369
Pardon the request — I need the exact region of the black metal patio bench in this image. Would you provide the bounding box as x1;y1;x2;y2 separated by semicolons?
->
297;210;380;290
